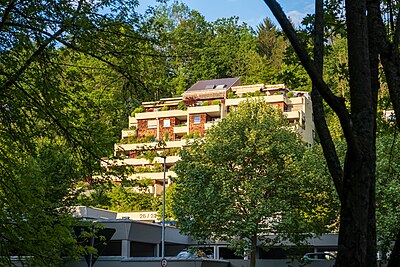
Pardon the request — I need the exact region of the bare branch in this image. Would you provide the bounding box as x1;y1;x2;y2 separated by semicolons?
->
312;0;343;198
0;0;17;31
262;0;355;148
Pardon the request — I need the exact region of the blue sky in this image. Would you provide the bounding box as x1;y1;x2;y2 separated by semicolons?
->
137;0;315;29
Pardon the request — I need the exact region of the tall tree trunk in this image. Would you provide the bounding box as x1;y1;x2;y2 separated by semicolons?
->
368;0;400;128
249;234;257;267
262;1;378;266
311;0;344;199
335;1;376;266
387;228;400;267
368;0;400;263
366;0;379;266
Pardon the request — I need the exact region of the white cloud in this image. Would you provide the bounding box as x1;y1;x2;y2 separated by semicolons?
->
287;10;307;26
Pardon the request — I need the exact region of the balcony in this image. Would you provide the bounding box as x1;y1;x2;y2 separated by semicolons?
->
287;96;304;105
128;116;138;126
173;125;188;135
225;95;287;106
121;129;136;138
115;140;188;152
135;109;187;120
104;156;181;167
127;171;176;181
284;110;303;120
187;105;221;116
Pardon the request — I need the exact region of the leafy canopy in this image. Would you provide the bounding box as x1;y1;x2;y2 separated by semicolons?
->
172;100;336;264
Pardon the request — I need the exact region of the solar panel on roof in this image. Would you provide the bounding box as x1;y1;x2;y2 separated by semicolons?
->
216;84;227;89
205;84;216;89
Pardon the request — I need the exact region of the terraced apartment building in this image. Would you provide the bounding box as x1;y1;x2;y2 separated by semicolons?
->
102;78;314;196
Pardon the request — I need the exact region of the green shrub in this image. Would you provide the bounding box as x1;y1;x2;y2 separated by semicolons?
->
169;147;181;156
163;132;170;141
161;106;169;111
182;131;201;139
227;91;238;99
160;147;181;157
140;150;158;162
152;162;164;172
178;101;187;110
202;101;209;106
131;106;145;117
244;92;255;97
253;90;262;96
135;166;152;173
136;135;156;143
212;100;221;105
119;135;155;144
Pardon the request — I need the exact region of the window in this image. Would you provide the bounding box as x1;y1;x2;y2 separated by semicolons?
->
148;120;157;129
193;116;201;124
163;119;170;128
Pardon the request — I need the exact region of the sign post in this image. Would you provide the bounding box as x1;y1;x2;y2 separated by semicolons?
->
160;155;167;259
160;258;168;267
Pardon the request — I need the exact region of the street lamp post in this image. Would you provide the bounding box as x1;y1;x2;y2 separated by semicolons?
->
160;155;167;259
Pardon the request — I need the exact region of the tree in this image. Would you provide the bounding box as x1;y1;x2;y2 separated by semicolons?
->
262;0;400;266
139;2;285;96
376;128;400;265
0;0;145;265
172;100;335;267
0;141;89;266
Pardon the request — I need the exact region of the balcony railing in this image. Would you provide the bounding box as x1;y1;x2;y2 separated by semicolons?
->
187;105;221;115
115;140;188;152
135;109;187;120
283;110;305;125
225;95;287;106
173;125;188;134
121;129;137;138
104;156;181;167
127;171;176;181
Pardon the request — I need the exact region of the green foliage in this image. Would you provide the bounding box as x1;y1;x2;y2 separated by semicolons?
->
152;162;164;172
161;106;169;111
131;106;145;117
202;101;209;106
227;91;239;98
212;99;221;105
139;3;286;96
139;150;158;163
134;166;152;173
177;101;187;110
157;184;177;221
172;100;333;266
163;131;170;141
0;140;91;266
77;179;161;212
119;135;156;144
376;131;400;257
182;131;201;139
160;147;181;157
108;185;156;212
138;135;156;143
